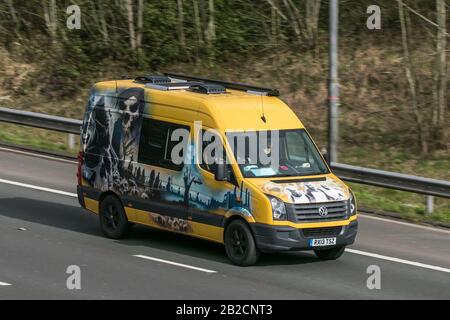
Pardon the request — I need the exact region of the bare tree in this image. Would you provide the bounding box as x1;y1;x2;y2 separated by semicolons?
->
7;0;19;26
6;0;20;37
177;0;186;49
136;0;144;50
270;5;281;46
267;0;321;47
305;0;321;47
123;0;144;53
193;0;203;46
398;0;428;154
99;2;110;43
125;0;137;51
432;0;447;145
282;0;302;41
265;0;287;21
91;1;110;44
206;0;216;48
42;0;57;44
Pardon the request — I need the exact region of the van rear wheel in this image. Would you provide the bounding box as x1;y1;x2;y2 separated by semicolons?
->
224;220;260;266
314;246;346;260
99;195;131;239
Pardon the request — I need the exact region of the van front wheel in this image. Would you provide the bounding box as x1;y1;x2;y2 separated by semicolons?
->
224;220;260;266
99;195;131;239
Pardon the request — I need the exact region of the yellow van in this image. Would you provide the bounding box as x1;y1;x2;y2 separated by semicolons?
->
76;74;357;266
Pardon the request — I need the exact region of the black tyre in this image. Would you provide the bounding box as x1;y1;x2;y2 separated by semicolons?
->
224;219;260;266
99;195;132;239
314;246;346;260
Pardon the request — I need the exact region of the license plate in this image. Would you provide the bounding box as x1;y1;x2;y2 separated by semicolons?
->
309;237;337;247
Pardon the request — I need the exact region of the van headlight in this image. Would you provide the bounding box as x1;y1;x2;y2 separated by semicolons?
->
348;190;357;216
267;195;287;220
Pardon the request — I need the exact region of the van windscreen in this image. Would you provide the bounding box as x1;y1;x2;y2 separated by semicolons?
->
226;129;329;178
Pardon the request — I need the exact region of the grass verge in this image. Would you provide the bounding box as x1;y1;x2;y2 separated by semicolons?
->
350;183;450;226
0;123;79;155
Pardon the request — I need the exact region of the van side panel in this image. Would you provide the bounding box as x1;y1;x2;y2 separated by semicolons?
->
79;86;254;243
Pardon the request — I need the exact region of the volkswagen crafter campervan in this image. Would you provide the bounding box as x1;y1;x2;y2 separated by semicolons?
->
77;74;358;266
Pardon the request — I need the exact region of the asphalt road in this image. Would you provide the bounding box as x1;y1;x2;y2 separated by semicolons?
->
0;147;449;300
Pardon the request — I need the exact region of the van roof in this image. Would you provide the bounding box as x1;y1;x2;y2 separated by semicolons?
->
93;78;304;131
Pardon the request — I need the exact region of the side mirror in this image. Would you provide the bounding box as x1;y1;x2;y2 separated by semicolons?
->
215;163;230;182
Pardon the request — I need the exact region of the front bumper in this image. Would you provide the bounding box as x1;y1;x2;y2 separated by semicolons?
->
250;220;358;253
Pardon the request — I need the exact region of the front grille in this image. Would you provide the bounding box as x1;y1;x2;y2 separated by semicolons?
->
292;201;348;222
302;226;342;238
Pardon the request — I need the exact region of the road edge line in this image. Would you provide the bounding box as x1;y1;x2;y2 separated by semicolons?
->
0;178;77;198
133;254;217;274
359;214;450;234
345;248;450;274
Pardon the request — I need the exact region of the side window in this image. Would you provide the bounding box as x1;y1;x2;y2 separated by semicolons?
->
200;130;236;184
138;118;190;171
200;129;221;174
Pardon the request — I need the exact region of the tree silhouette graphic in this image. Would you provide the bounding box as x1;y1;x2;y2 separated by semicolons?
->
183;166;202;206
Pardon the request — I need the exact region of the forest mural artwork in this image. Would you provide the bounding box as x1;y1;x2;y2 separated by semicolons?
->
81;87;252;232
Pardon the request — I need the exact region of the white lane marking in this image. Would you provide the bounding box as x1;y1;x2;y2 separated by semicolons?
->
0;147;77;164
359;214;450;234
133;255;217;274
0;178;77;198
346;248;450;274
0;281;12;286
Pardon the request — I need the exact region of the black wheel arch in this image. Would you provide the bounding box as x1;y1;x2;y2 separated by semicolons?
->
99;190;123;212
223;215;258;245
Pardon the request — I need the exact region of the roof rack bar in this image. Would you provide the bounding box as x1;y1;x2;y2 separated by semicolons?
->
146;84;191;91
164;72;280;97
135;75;171;84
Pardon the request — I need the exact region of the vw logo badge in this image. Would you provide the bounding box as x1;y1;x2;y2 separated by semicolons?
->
318;206;328;217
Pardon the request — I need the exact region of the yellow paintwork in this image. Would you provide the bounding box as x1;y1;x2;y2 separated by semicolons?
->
83;197;136;221
94;80;304;132
272;215;358;228
84;197;99;214
83;80;357;244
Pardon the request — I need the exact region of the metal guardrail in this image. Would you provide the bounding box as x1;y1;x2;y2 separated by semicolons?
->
0;107;449;199
331;163;450;198
0;107;81;134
